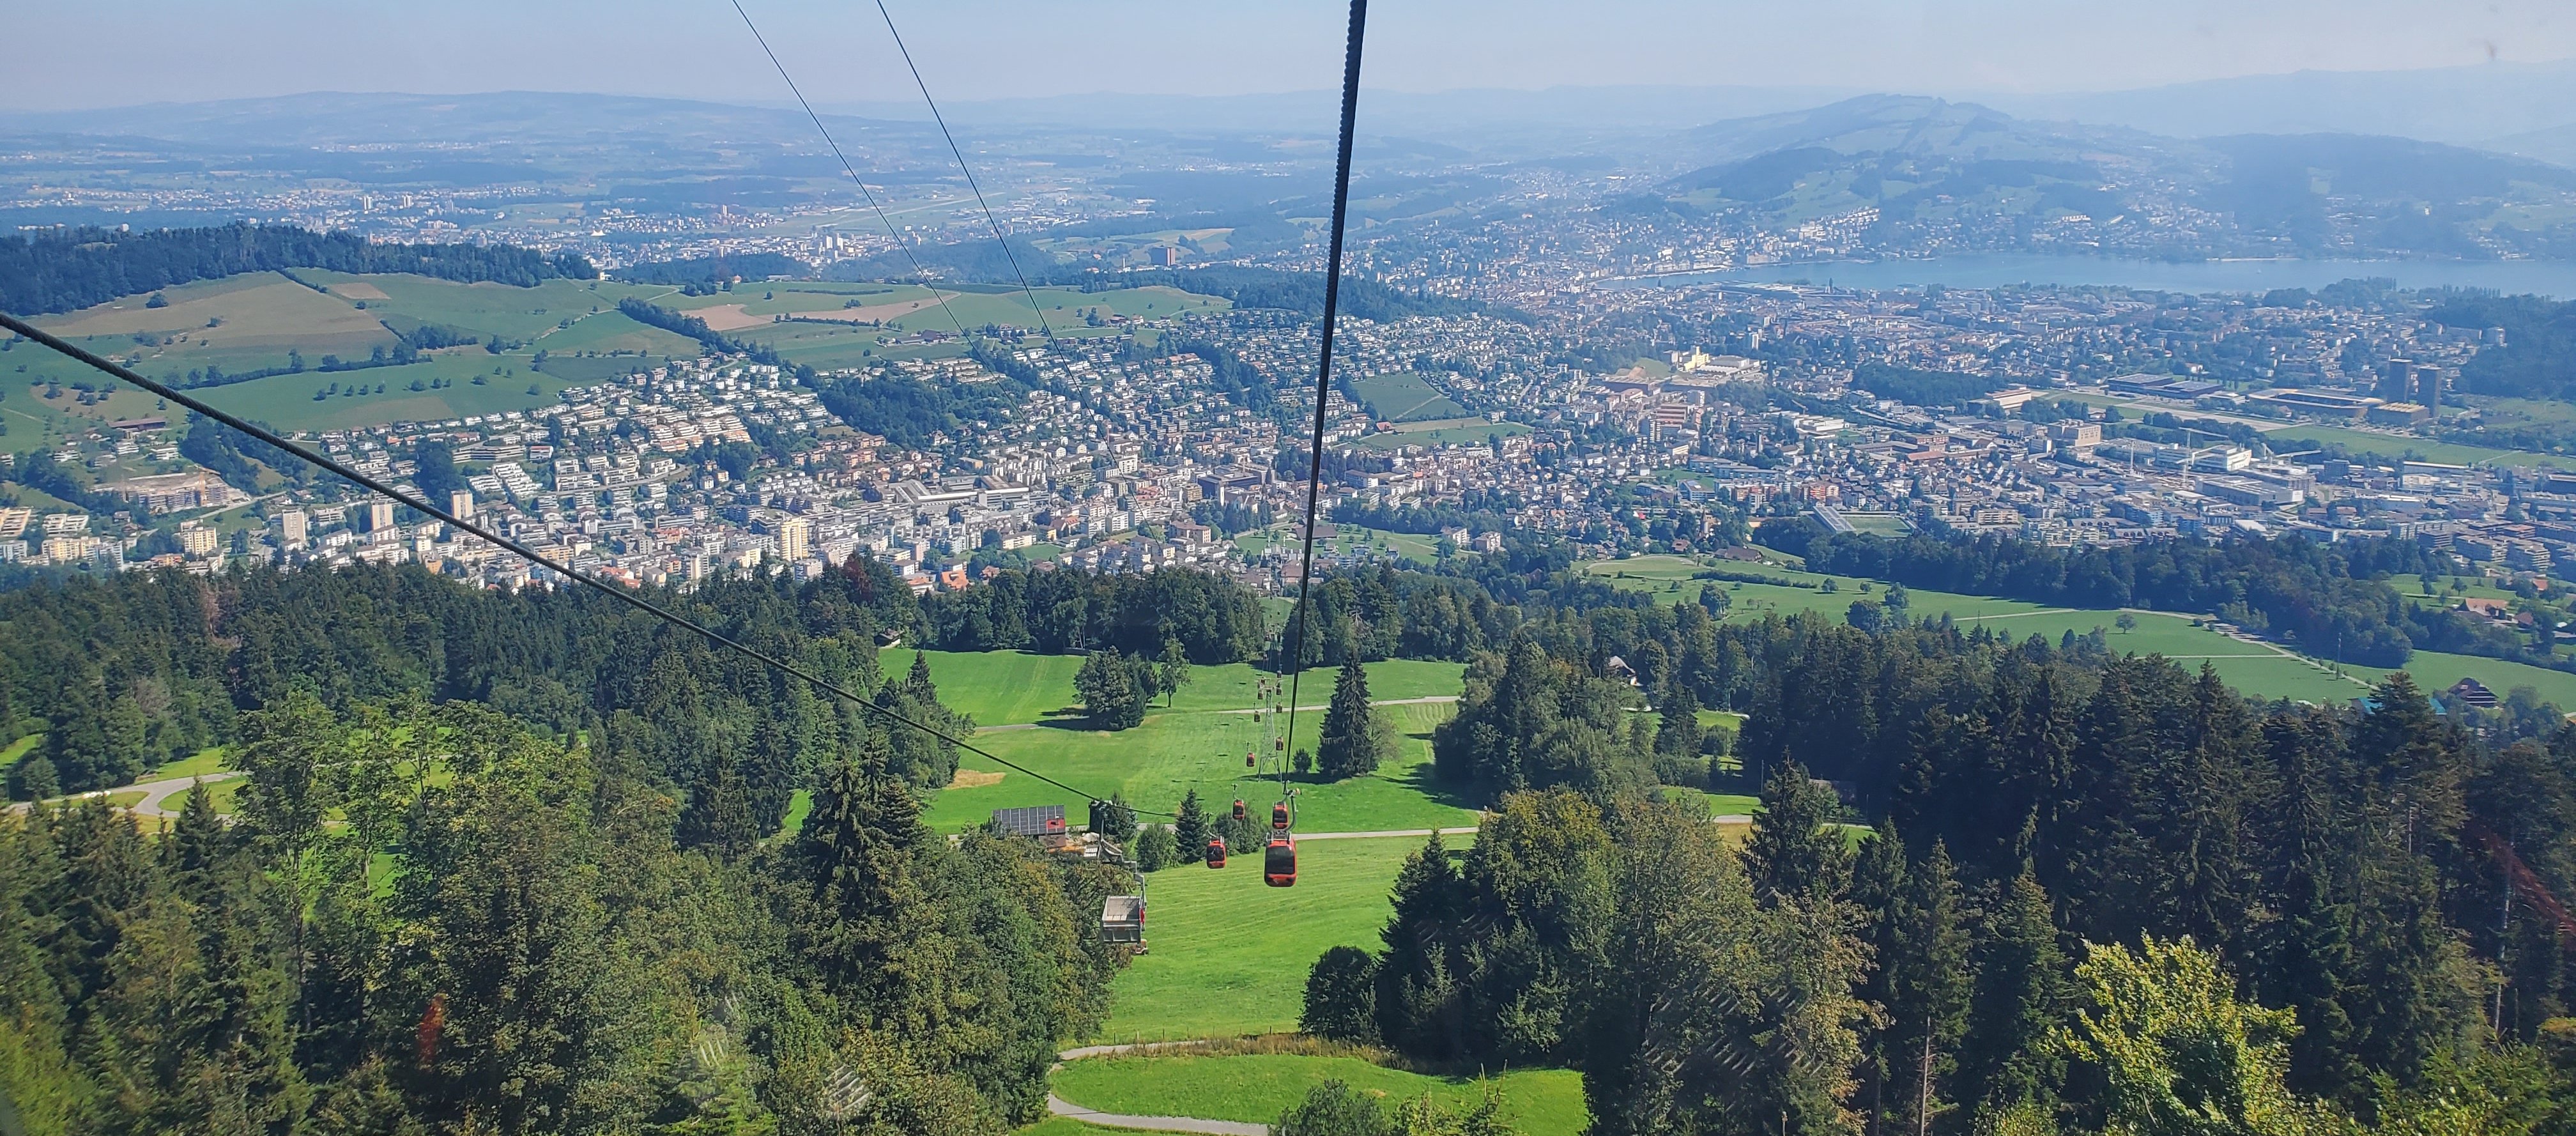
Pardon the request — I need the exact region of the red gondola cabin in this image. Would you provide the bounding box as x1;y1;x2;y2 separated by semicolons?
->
1206;839;1227;868
1264;838;1296;887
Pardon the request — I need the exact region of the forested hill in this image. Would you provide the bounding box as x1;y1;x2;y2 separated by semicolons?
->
0;223;599;315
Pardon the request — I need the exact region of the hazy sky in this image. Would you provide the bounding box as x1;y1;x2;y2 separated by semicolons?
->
4;0;2572;112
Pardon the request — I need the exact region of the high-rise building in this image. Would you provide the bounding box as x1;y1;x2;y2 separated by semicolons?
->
449;490;475;521
778;515;811;563
270;510;309;548
365;500;397;532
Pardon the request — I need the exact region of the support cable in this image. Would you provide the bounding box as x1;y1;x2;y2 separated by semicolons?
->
731;0;970;340
871;0;1058;342
1280;0;1370;811
0;311;1169;818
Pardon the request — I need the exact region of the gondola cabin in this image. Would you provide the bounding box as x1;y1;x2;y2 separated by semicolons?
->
1100;895;1146;948
1206;840;1227;868
1264;838;1296;887
1231;799;1247;822
1271;802;1291;830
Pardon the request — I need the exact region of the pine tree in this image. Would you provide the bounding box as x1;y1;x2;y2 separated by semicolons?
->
1851;818;1910;1131
901;650;938;704
1961;869;2074;1114
1655;681;1701;756
796;730;932;1000
1746;760;1851;902
1174;788;1211;864
1886;841;1971;1136
1317;658;1381;780
1376;831;1468;1059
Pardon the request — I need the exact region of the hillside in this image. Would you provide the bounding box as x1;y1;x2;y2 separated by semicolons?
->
1655;94;2576;260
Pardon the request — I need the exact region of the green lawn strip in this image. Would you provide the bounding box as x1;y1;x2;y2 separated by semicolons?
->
147;747;228;781
2265;424;2557;468
1052;1054;1584;1135
926;700;1475;835
1095;836;1467;1043
0;734;38;772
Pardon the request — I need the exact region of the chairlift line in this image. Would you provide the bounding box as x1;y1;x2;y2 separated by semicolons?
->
0;310;1173;821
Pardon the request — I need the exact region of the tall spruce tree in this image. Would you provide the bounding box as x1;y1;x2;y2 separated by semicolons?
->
1886;841;1972;1136
1747;760;1851;903
1317;658;1383;780
1174;788;1211;864
1960;869;2075;1115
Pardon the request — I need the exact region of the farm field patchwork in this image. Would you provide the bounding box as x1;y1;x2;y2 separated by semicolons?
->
1052;1052;1584;1135
1094;834;1463;1041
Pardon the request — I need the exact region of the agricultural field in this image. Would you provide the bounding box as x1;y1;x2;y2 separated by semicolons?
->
7;272;1223;443
1096;834;1462;1041
1585;555;2365;704
1342;371;1469;422
1052;1050;1585;1135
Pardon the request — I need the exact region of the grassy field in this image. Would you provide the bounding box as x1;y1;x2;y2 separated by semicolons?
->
2351;649;2576;709
1096;834;1460;1041
1052;1052;1585;1135
893;650;1466;732
1353;420;1529;452
1342;372;1469;422
2265;423;2557;468
928;698;1476;836
884;649;1088;725
1586;555;2365;704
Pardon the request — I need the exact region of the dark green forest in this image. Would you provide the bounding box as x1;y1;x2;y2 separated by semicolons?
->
22;544;2576;1132
0;224;598;316
1311;606;2576;1135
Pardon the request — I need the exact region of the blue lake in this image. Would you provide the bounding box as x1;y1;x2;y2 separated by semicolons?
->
1621;255;2576;298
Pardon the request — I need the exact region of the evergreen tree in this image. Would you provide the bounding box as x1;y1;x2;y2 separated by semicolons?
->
1851;819;1910;1131
1317;658;1384;780
1376;831;1469;1059
1746;760;1851;902
1655;680;1701;756
1885;841;1972;1136
1174;788;1211;864
794;730;933;1003
1960;869;2075;1115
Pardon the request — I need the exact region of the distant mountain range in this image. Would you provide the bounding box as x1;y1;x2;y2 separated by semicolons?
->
1650;95;2576;261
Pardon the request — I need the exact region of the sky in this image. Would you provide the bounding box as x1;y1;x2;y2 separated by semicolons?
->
3;0;2572;112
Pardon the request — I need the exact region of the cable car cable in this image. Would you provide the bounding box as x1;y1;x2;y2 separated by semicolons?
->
1279;0;1368;824
0;311;1174;820
870;0;1058;342
730;0;971;341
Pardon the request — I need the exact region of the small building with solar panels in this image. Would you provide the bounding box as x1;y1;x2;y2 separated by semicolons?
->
990;805;1068;839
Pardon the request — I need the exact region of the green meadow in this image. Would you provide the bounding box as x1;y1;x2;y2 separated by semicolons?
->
1585;555;2365;705
1096;834;1462;1041
1342;371;1469;422
1052;1051;1586;1135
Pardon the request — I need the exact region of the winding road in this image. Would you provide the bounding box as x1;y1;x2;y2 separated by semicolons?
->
6;771;241;820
